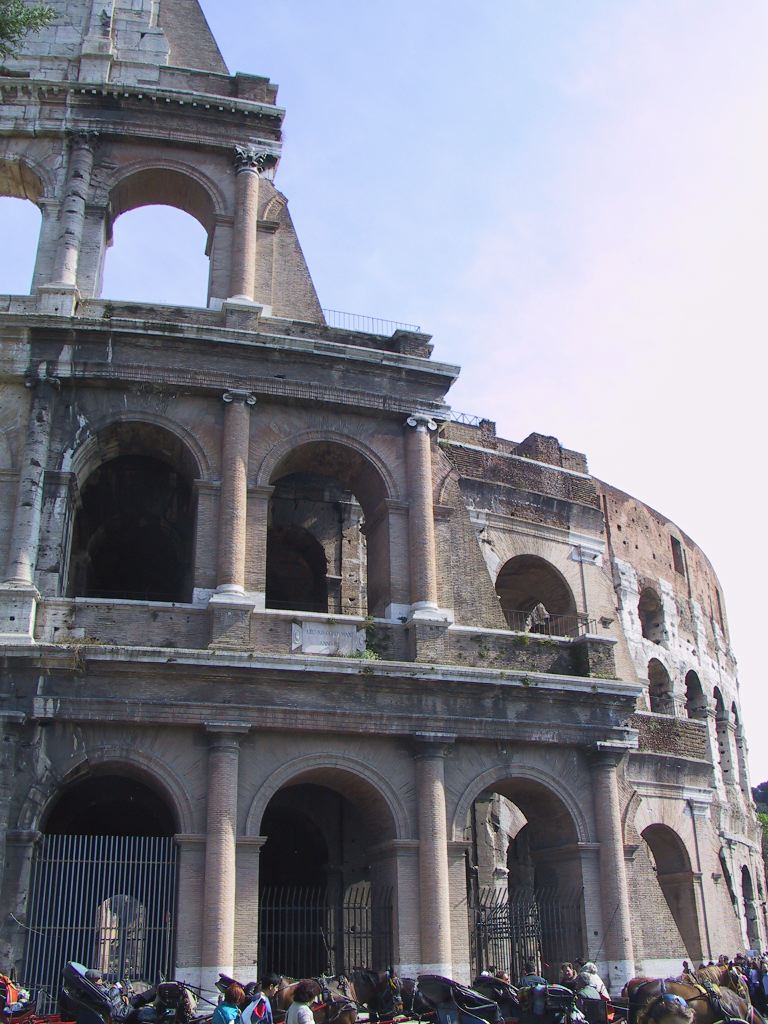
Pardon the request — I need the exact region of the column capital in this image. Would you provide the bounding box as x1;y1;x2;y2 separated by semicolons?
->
233;144;278;176
405;413;438;432
205;722;250;748
222;389;256;406
412;732;456;758
24;373;60;392
589;741;632;769
68;128;100;150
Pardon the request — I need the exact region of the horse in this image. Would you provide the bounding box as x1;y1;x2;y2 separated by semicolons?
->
622;976;762;1024
273;979;357;1024
694;966;752;1005
323;972;403;1021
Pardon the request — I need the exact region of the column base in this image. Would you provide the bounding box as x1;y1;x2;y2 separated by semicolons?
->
408;602;454;623
222;298;269;330
36;284;80;316
208;591;256;649
602;959;636;997
0;584;40;645
199;967;228;1006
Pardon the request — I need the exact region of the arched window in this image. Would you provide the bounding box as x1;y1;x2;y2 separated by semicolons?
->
685;670;707;720
265;443;389;617
641;824;702;961
638;588;665;644
648;659;674;715
67;423;198;603
0;160;44;294
713;688;734;783
742;866;760;950
103;167;217;307
102;205;210;307
733;703;750;796
495;555;579;636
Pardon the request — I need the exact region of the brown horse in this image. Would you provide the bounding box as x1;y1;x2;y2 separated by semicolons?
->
694;967;752;1006
623;976;761;1024
326;972;403;1021
274;979;357;1024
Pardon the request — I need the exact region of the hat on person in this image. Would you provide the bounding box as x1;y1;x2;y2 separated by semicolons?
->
85;971;102;984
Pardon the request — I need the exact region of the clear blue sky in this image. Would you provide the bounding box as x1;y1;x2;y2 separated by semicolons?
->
3;1;767;780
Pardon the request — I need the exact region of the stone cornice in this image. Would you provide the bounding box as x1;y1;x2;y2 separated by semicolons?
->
0;78;284;123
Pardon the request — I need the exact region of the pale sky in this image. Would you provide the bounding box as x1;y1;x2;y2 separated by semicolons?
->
3;2;767;781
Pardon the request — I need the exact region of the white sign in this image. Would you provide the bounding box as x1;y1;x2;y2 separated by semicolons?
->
291;621;366;656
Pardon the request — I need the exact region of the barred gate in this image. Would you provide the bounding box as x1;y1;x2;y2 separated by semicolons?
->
259;884;393;977
469;887;583;981
24;835;177;1014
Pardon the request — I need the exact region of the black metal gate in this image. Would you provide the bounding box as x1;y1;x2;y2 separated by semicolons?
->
259;884;393;977
469;886;583;981
24;835;177;1013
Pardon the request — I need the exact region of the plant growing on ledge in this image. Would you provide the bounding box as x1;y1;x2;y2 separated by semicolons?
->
0;0;55;61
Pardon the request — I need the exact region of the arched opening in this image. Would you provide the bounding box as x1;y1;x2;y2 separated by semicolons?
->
266;443;389;616
640;824;702;962
742;866;761;950
685;670;707;720
67;422;198;603
648;658;674;715
463;778;584;981
0;160;44;294
714;688;734;784
638;588;665;644
103;168;217;307
495;555;579;636
26;772;178;1008
102;205;210;307
256;770;397;977
733;703;750;796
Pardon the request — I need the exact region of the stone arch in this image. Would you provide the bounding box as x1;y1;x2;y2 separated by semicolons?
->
65;412;210;487
742;864;761;948
257;430;399;506
494;553;578;633
648;658;674;714
263;195;286;221
65;418;202;601
638;587;665;643
685;670;707;720
106;160;225;243
17;745;196;835
713;687;734;784
451;763;591;846
641;823;703;960
0;157;48;203
245;753;408;841
259;431;399;616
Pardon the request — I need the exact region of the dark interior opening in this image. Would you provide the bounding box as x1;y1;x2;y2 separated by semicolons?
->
44;774;176;836
266;524;329;612
68;454;194;602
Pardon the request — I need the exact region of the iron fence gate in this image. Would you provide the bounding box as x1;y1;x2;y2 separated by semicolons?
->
469;886;583;981
24;835;177;1014
259;884;393;978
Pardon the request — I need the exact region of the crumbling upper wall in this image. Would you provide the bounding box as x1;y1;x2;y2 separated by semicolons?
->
4;0;229;80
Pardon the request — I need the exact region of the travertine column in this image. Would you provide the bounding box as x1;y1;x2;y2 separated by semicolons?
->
201;725;247;998
4;376;58;586
589;744;634;992
413;735;453;975
404;414;439;613
229;146;264;301
216;391;256;593
51;132;98;288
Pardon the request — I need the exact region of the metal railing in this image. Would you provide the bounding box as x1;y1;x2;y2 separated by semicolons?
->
502;610;596;638
322;308;421;336
469;885;583;984
24;835;177;1015
259;883;393;978
448;410;485;426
